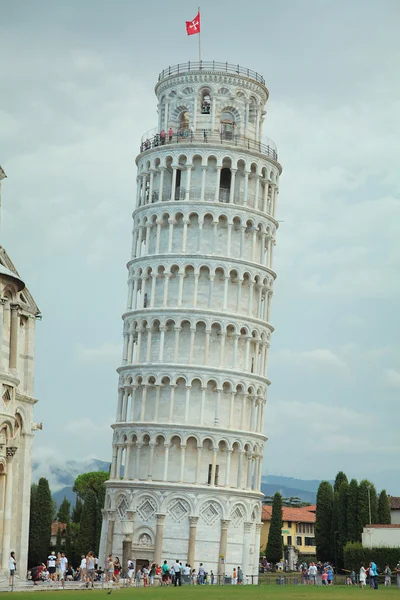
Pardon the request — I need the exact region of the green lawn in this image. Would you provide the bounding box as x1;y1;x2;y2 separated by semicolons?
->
3;586;400;600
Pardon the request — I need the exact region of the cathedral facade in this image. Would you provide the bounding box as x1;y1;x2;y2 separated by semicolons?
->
0;167;41;578
99;61;282;582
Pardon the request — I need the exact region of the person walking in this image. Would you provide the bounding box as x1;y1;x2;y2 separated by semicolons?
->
86;551;96;588
105;555;114;583
59;552;68;589
384;564;392;586
9;552;16;587
173;559;181;586
369;561;378;589
79;555;87;582
396;563;400;589
237;566;243;585
359;563;367;588
47;551;57;582
198;563;205;585
127;559;135;585
161;560;169;585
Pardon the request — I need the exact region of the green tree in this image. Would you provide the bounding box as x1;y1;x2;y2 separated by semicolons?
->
315;481;334;562
337;480;349;567
77;489;97;555
57;497;71;524
28;478;52;566
346;479;360;542
72;497;84;524
56;527;62;550
266;492;283;564
334;471;348;493
378;490;391;524
73;472;109;501
358;480;378;528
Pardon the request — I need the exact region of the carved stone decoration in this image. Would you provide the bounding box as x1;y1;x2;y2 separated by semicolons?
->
200;501;222;525
6;446;17;458
138;533;152;546
230;504;245;528
137;496;157;521
168;498;190;523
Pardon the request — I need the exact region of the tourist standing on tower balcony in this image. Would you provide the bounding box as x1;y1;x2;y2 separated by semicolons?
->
9;552;16;586
160;130;166;145
168;128;173;142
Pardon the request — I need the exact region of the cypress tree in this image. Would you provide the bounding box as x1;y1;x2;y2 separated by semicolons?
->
266;492;283;564
28;484;40;567
378;490;391;524
72;497;83;524
57;497;71;524
315;481;334;562
358;480;378;529
56;527;62;550
334;471;348;493
95;484;106;556
29;478;52;565
337;480;349;567
346;479;359;542
77;490;97;555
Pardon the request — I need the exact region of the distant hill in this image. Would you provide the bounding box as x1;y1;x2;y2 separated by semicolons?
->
32;456;332;508
261;475;334;504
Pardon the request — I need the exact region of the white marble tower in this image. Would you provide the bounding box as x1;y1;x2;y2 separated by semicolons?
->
0;167;41;578
99;61;282;582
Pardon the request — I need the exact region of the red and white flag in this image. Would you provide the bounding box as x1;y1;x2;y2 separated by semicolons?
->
186;11;200;35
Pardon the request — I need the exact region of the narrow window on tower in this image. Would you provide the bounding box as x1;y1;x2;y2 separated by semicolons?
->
175;169;182;201
215;465;219;486
207;464;212;485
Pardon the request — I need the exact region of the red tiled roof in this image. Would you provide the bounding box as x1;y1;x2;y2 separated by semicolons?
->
262;505;316;523
389;496;400;510
51;522;66;536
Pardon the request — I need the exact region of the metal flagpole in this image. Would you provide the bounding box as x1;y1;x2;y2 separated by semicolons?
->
198;6;202;61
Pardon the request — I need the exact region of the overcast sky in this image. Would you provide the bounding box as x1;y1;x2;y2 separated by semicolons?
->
1;0;400;493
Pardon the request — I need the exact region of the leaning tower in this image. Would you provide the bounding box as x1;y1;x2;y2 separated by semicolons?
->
99;61;282;582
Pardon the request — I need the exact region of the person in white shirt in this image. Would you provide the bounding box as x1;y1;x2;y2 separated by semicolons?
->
173;560;182;587
308;562;318;585
79;555;87;582
59;553;68;589
47;552;57;582
127;560;134;585
9;552;16;586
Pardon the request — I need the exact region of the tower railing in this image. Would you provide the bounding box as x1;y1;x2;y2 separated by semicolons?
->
158;61;266;86
139;129;278;161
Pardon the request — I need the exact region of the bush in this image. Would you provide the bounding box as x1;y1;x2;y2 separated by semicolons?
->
344;542;400;571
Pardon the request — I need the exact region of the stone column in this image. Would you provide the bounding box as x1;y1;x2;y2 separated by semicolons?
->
159;327;166;362
195;446;202;483
168;219;174;252
105;510;116;560
177;273;184;306
200;167;207;200
188;516;199;566
154;513;166;565
229;169;237;203
218;520;230;580
243;171;249;205
170;167;177;201
155;221;162;254
193;273;199;306
210;447;218;486
185;385;191;422
2;448;16;569
148;443;156;480
189;328;196;363
181;219;189;253
123;443;132;480
185;167;192;200
242;522;252;584
254;523;263;583
179;444;186;483
159;167;165;201
200;387;206;424
9;304;19;369
225;449;232;487
163;443;171;481
215;166;222;201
